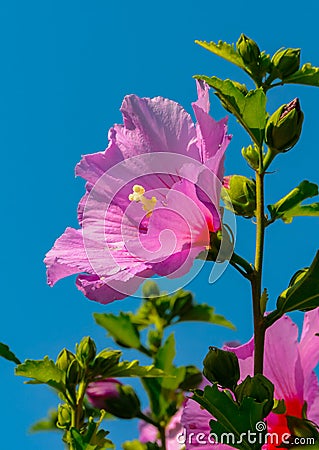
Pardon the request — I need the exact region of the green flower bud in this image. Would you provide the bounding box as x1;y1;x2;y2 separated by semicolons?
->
179;365;203;391
57;403;72;429
271;48;300;79
222;175;256;218
87;380;141;419
265;98;304;153
142;281;161;298
76;336;96;366
241;145;260;170
236;34;260;67
235;374;274;417
203;346;240;390
56;348;76;372
287;416;319;439
66;358;82;387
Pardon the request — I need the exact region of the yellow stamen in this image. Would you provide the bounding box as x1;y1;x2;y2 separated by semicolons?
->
128;184;157;216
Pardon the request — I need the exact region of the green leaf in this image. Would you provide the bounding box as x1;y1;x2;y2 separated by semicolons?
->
94;312;141;349
178;304;235;330
143;335;183;420
105;360;165;378
70;421;114;450
123;441;160;450
30;409;59;433
194;76;267;146
192;384;266;450
15;356;65;391
0;342;20;364
283;63;319;86
276;251;319;313
195;40;246;70
268;180;319;223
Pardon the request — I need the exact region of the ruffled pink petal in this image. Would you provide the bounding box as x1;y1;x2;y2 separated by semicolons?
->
75;128;124;185
299;309;319;379
76;269;154;304
113;94;199;160
192;80;231;171
44;227;92;286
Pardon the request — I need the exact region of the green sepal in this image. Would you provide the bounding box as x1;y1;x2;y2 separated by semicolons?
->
275;251;319;313
192;384;266;450
0;342;20;364
268;181;319;223
283;63;319;86
94;312;141;349
195;40;246;70
272;399;286;415
15;356;65;392
193;76;267;146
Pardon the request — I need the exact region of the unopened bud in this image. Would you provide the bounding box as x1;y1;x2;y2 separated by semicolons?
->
222;175;256;218
66;359;82;387
271;48;300;79
236;34;260;67
91;349;121;377
235;374;274;416
86;379;141;419
142;281;160;298
57;403;72;429
56;349;76;372
242;145;260;170
287;416;319;439
76;336;96;366
203;347;240;390
265;98;304;153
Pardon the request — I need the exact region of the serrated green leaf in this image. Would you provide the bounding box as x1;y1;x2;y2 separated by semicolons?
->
155;334;185;390
177;304;235;330
15;356;65;391
105;360;165;378
94;312;141;349
0;342;20;364
268;180;319;223
195;40;246;70
276;251;319;313
283;63;319;86
192;384;265;450
194;76;267;146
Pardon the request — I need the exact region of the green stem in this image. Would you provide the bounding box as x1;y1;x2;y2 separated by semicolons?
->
252;164;267;375
159;425;167;450
230;252;254;279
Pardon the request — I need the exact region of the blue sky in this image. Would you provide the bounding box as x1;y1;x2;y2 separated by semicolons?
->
1;0;319;449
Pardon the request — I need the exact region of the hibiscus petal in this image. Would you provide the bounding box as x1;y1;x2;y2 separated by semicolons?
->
114;94;199;160
44;227;92;286
299;309;319;378
263;316;304;401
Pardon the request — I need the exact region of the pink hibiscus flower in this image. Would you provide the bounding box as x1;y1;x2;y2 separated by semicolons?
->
44;81;231;303
139;408;184;450
182;309;319;449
